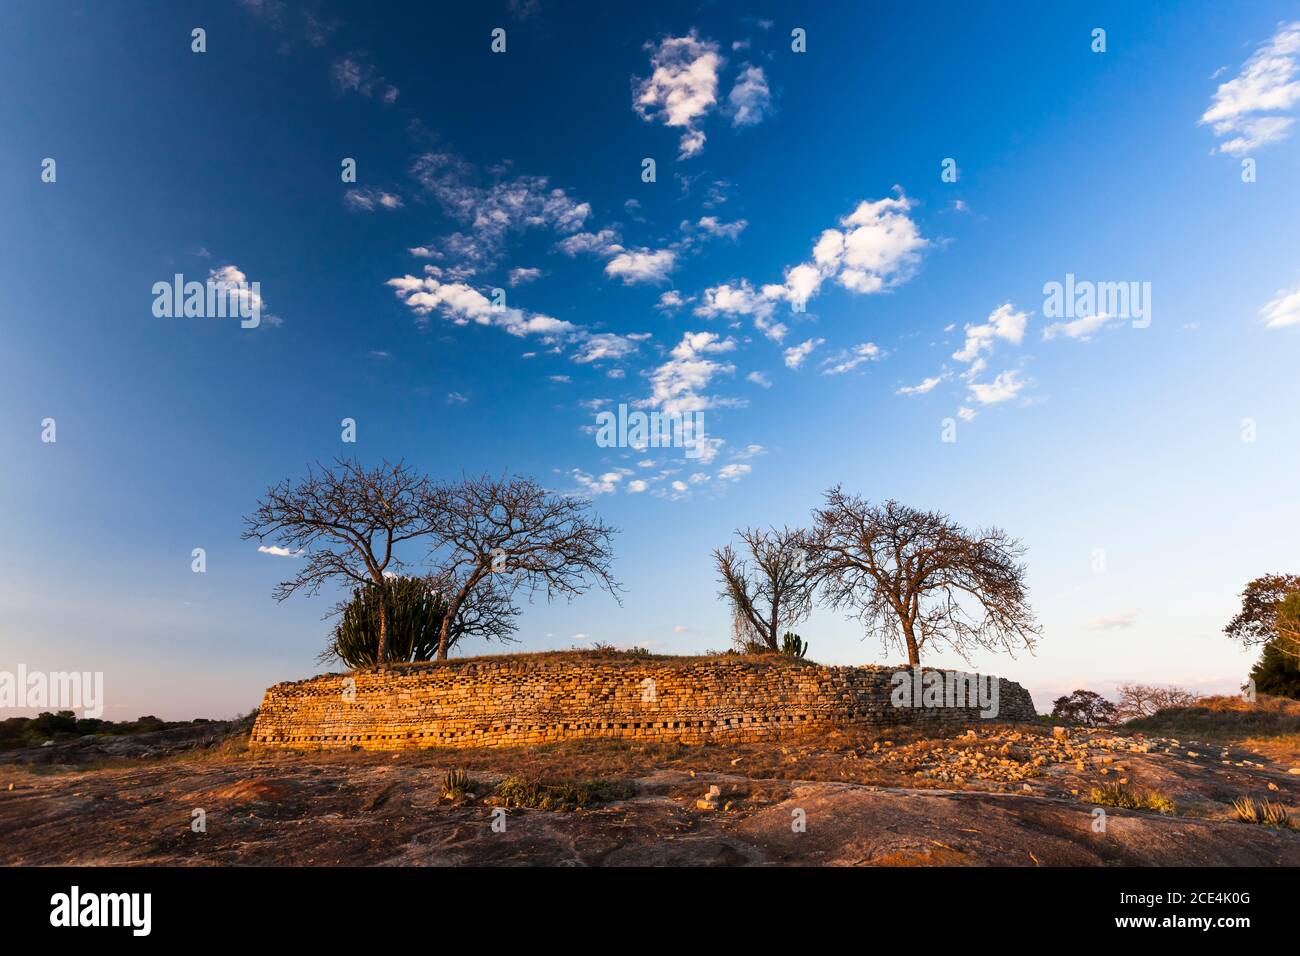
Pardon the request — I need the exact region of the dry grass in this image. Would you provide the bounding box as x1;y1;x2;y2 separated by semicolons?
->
306;647;831;678
1124;694;1300;741
1088;781;1177;815
1231;796;1293;828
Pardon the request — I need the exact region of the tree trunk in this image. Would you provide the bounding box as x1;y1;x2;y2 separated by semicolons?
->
376;589;391;664
438;586;471;660
436;605;454;660
901;619;920;667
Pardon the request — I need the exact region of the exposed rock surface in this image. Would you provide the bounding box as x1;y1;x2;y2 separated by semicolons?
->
3;722;1297;866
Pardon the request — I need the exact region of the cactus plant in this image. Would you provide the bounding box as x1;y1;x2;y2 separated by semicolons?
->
324;575;449;667
443;768;474;800
781;632;808;658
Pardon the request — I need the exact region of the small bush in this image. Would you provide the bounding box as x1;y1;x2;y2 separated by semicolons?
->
1232;796;1292;828
495;775;634;811
1089;782;1176;814
584;642;653;659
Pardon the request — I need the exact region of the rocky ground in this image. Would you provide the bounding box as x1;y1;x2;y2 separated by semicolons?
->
3;719;1299;866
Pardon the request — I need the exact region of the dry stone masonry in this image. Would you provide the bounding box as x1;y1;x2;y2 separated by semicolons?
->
250;653;1038;751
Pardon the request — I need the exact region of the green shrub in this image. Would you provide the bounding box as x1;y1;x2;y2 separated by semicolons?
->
495;775;634;811
585;643;653;659
1052;690;1118;726
323;575;448;667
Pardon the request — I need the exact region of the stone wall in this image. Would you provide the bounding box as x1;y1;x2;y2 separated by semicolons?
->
250;653;1038;751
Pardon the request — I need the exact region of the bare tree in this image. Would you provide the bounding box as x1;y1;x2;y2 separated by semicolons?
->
419;474;621;659
1114;684;1201;721
713;526;813;652
806;488;1041;666
426;570;521;649
242;458;432;664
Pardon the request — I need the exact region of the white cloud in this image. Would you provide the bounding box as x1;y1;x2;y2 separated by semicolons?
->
644;331;736;415
571;469;624;496
628;479;648;493
409;152;591;273
344;187;403;211
1260;281;1300;328
821;342;884;375
656;289;693;311
1042;312;1123;341
953;303;1028;365
386;274;574;340
783;337;823;370
694;279;786;341
1201;21;1300;154
717;463;752;481
633;32;724;158
508;266;543;286
967;369;1025;405
208;264;280;327
677;129;707;159
897;374;944;396
743;191;928;314
727;64;771;127
692;215;748;240
556;229;623;258
1087;609;1140;631
605;248;677;284
572;332;643;364
445;391;468;404
331;53;398;102
956;406;977;422
257;545;301;557
746;370;772;388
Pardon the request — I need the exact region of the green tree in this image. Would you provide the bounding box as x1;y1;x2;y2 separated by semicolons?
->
1224;573;1300;657
1249;639;1300;700
1050;690;1118;726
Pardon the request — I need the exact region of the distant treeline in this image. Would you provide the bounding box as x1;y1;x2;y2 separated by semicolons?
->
0;712;217;751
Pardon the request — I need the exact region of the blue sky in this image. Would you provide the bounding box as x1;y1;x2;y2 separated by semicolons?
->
2;1;1299;719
